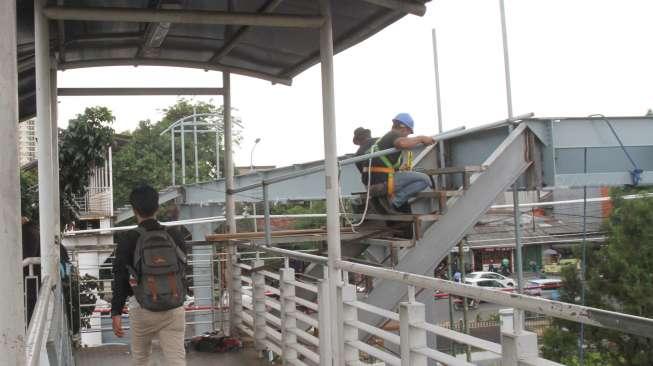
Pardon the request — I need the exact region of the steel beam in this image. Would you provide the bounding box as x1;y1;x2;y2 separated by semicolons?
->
209;0;284;64
36;0;60;281
358;0;426;16
319;0;343;364
58;58;291;85
0;0;26;362
42;6;325;28
360;124;532;328
57;87;224;96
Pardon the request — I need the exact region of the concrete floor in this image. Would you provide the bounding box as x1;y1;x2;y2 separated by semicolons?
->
75;343;271;366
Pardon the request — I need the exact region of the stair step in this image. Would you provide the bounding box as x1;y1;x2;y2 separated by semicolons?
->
423;165;486;175
360;238;415;248
415;190;463;198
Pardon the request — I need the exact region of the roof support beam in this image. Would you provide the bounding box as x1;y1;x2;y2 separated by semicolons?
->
57;87;224;96
58;58;291;85
209;0;285;64
42;6;324;28
358;0;426;16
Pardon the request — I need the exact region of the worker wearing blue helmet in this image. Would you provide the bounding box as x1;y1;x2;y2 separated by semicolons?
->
363;113;435;212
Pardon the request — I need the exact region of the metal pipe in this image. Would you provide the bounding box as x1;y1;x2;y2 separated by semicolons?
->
215;114;220;179
43;6;325;28
193;107;199;183
252;203;258;232
263;184;272;246
319;0;342;363
359;0;426;16
36;0;59;281
431;28;447;189
336;260;653;339
458;240;471;361
181;113;186;184
499;0;514;118
171;128;176;185
579;147;588;365
245;244;328;264
0;0;26;360
57;87;224;96
230;113;534;194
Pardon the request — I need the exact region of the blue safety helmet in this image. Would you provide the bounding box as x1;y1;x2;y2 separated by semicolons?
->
392;113;414;132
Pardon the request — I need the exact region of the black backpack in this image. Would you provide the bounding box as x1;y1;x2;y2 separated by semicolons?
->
129;227;187;311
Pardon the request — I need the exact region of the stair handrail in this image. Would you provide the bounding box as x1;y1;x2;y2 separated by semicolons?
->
232;113;533;195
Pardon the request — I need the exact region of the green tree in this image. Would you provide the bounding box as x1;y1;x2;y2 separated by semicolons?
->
19;108;115;224
542;189;653;365
112;99;241;208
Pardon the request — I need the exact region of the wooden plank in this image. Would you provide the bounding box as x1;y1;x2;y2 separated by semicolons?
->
356;213;440;222
206;228;354;241
423;165;486;175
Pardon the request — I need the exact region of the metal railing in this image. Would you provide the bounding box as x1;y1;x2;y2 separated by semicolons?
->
24;272;74;366
222;245;653;366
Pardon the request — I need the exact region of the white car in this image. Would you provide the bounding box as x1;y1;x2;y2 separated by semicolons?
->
464;271;515;287
463;277;511;289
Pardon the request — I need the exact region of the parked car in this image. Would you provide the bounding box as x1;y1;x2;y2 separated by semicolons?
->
465;271;515;287
525;278;562;298
463;278;512;289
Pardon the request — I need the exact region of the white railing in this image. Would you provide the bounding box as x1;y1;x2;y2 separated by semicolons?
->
222;245;653;366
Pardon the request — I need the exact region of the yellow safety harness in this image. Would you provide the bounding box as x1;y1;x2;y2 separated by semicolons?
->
362;140;412;198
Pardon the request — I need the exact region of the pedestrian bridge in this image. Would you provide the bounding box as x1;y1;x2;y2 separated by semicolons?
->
6;0;653;365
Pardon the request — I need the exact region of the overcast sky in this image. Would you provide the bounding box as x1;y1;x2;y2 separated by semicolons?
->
57;0;653;168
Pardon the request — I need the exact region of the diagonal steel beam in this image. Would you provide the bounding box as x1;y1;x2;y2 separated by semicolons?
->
209;0;284;64
360;124;533;327
358;0;426;16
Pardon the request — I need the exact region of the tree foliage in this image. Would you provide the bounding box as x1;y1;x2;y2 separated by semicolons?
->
59;106;115;197
542;188;653;365
112;99;241;208
19;107;114;224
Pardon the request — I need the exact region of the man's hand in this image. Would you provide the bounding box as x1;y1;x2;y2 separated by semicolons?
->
112;315;125;337
420;136;436;145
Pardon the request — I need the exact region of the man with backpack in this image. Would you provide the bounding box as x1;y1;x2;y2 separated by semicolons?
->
111;184;188;365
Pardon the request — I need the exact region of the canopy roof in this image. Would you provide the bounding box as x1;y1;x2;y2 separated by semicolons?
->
16;0;428;121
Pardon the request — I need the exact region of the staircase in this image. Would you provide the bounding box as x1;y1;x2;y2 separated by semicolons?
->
114;186;182;223
356;124;537;326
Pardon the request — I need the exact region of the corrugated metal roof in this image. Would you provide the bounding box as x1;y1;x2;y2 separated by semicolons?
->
16;0;428;121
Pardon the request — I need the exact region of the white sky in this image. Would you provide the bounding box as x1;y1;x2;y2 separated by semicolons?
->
57;0;653;167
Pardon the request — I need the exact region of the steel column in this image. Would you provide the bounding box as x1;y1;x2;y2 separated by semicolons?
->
215;117;220;179
500;0;525;332
171;129;176;185
51;67;61;243
319;0;343;364
0;0;26;362
193;108;199;183
262;184;272;245
224;71;240;336
36;0;59;281
181;115;186;184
